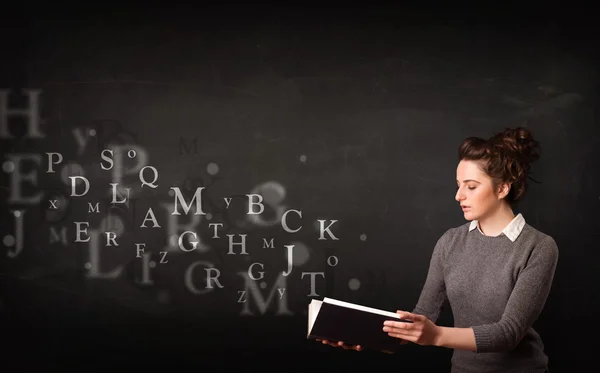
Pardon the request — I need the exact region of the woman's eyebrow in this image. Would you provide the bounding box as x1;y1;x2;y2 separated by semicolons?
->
456;179;481;183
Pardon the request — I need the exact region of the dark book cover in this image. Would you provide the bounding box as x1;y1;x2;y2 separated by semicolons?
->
307;298;412;353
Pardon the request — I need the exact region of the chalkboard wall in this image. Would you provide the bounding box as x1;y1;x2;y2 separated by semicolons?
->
1;4;597;372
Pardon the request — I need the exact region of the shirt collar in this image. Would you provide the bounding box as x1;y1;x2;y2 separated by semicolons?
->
469;213;526;242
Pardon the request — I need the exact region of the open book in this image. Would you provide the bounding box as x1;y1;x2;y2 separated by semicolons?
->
307;297;412;352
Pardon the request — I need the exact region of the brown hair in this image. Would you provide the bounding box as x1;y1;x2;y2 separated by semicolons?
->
458;127;541;205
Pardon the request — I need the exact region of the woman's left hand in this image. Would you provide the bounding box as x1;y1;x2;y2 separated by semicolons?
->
382;311;441;346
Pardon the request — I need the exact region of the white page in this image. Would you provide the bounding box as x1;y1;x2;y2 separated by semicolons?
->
323;297;401;319
308;299;323;335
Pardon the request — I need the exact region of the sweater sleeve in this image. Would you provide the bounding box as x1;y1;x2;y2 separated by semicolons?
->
472;235;559;353
412;229;450;323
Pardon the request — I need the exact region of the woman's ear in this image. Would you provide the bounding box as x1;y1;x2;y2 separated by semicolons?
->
498;183;511;199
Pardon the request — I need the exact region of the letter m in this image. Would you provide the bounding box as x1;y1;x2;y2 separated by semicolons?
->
171;187;206;215
238;272;292;316
179;136;198;156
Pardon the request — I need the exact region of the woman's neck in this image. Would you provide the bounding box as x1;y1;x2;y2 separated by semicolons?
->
477;204;515;237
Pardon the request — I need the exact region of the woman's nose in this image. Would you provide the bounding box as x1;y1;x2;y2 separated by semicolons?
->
455;190;464;202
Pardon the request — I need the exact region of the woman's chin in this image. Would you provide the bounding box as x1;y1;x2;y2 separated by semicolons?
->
463;211;475;219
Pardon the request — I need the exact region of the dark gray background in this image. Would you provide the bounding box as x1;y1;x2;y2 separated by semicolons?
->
1;3;597;371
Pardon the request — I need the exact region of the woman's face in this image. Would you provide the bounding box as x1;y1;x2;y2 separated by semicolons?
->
455;160;503;221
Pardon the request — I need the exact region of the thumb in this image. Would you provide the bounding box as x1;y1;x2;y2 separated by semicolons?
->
396;310;417;321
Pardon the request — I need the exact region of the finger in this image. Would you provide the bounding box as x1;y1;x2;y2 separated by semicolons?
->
338;341;352;350
355;345;363;351
396;310;413;320
396;310;422;322
391;329;419;337
383;322;412;331
388;332;416;341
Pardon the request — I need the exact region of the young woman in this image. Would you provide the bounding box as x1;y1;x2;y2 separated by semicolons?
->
319;127;559;373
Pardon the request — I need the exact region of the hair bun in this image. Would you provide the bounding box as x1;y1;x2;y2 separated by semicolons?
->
490;127;540;165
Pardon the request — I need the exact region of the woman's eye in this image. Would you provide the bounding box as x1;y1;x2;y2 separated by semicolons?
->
468;187;476;190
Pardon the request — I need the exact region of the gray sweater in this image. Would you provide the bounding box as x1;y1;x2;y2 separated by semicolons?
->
413;215;559;372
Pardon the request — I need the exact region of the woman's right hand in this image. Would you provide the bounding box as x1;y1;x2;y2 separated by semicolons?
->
316;339;363;351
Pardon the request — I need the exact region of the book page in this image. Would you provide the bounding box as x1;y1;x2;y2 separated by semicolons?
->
323;297;401;319
308;299;323;335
